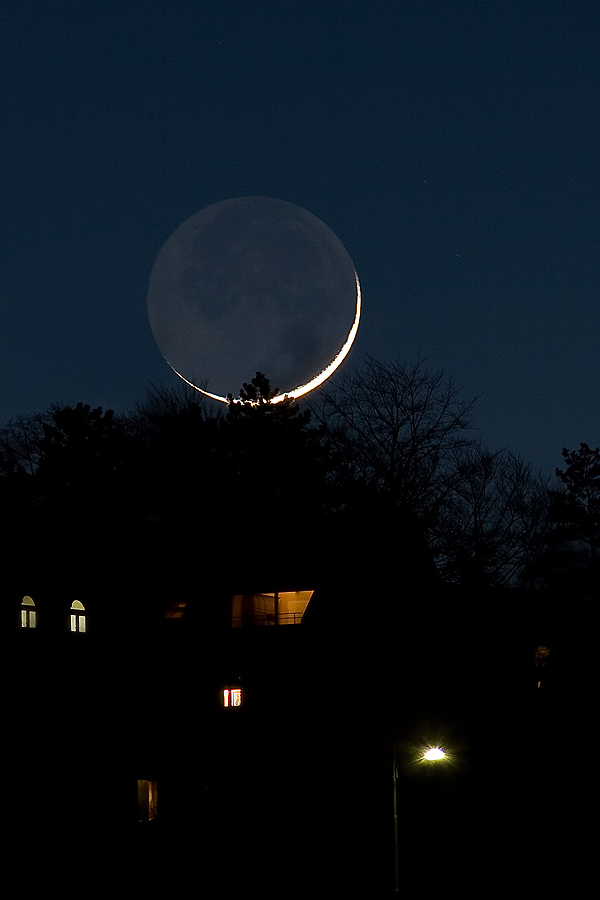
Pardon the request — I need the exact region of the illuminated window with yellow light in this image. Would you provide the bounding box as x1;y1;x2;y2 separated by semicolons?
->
223;687;242;707
69;600;87;633
231;590;313;627
20;595;37;628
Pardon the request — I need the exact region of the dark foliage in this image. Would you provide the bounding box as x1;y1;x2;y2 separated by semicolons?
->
1;377;335;596
312;356;477;521
433;445;550;587
1;365;586;597
313;357;548;588
523;443;600;599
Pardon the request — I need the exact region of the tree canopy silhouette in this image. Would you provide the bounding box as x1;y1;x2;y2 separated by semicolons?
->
432;445;549;588
523;443;600;599
312;356;548;587
1;364;558;594
312;356;477;522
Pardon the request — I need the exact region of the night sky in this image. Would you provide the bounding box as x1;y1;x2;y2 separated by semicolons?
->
1;1;599;476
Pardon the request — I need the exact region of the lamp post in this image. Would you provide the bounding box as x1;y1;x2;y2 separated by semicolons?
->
392;745;448;895
392;753;400;897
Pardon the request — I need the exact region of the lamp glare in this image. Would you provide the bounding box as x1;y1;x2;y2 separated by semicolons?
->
423;747;446;761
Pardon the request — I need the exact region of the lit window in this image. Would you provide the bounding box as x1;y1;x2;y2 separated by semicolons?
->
70;600;87;633
231;590;314;627
223;687;242;707
137;779;158;823
21;596;37;629
165;600;187;619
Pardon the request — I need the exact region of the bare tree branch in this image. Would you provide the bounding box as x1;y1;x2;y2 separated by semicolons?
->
311;356;479;521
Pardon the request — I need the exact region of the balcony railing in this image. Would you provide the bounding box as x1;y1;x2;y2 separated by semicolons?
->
231;610;304;627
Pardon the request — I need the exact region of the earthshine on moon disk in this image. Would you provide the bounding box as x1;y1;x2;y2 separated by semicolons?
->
147;197;361;402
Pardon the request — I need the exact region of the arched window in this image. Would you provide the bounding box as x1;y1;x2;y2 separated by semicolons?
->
70;600;87;633
21;596;37;629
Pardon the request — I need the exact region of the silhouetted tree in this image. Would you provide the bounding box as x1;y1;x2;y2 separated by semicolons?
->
312;357;478;525
432;445;550;587
523;443;600;599
132;381;217;432
3;368;558;598
119;387;222;574
0;402;134;487
0;409;49;474
35;404;141;560
224;374;332;552
227;371;280;406
36;403;129;481
312;357;558;588
553;443;600;565
130;374;333;586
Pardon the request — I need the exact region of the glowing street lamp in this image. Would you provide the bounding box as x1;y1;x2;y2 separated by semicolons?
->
423;747;446;762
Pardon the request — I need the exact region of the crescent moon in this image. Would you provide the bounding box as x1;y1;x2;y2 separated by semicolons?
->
148;198;361;402
170;270;361;404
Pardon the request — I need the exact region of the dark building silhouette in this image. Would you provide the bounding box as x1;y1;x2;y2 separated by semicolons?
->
5;513;546;895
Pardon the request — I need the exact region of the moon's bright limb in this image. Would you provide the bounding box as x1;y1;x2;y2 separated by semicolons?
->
147;197;361;402
171;269;361;404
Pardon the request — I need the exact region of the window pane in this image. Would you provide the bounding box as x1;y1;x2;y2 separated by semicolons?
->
137;780;158;823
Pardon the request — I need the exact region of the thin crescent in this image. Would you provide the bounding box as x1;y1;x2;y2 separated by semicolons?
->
168;269;361;404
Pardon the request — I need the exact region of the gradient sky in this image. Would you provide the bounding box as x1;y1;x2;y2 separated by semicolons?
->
1;1;599;476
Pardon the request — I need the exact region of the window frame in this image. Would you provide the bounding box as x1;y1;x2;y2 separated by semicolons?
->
69;600;87;633
20;595;37;629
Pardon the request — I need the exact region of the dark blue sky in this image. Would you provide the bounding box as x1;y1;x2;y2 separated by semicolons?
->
1;1;598;475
